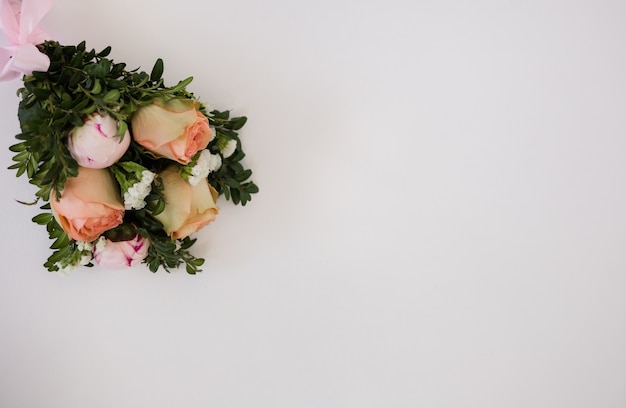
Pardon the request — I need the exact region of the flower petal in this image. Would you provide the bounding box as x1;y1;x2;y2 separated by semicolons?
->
154;167;193;235
69;167;124;211
132;102;197;148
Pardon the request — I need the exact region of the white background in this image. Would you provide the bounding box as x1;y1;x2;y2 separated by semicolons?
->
1;0;626;406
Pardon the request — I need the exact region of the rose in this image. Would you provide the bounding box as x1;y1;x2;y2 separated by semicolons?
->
155;166;219;239
50;167;125;242
93;235;150;268
66;113;131;169
131;98;213;164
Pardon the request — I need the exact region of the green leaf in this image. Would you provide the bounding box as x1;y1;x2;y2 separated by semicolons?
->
229;116;248;130
234;169;252;182
210;110;230;120
32;213;53;225
116;121;128;137
81;104;96;115
151;58;164;82
169;76;193;93
91;79;102;94
97;46;112;57
22;94;37;109
69;72;83;87
33;88;51;99
85;59;111;78
69;114;84;127
26;156;37;178
224;179;240;188
15;164;26;177
32;71;47;81
51;233;70;249
106;79;126;89
151;198;165;216
111;63;127;77
72;98;90;111
9;142;26;152
12;151;29;161
230;188;241;204
133;72;150;87
244;182;259;194
102;89;120;103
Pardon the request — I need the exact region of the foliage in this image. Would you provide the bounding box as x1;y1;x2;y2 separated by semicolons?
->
9;41;258;273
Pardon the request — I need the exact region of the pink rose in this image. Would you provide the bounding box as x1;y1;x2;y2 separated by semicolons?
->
50;167;125;242
155;166;219;239
67;113;131;169
94;235;150;268
131;98;213;164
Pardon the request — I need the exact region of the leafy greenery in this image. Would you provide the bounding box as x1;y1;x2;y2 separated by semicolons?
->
207;110;259;205
10;41;186;200
32;205;93;272
9;41;258;274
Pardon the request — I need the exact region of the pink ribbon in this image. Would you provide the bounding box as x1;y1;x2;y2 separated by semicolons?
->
0;0;52;81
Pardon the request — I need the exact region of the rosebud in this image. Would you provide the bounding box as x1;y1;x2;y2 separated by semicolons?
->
93;235;150;269
67;113;130;169
131;98;213;164
155;166;219;239
50;167;125;242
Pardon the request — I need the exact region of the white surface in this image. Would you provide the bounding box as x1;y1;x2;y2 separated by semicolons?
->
1;0;626;407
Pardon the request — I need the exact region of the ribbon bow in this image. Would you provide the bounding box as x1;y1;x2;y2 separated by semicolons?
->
0;0;52;81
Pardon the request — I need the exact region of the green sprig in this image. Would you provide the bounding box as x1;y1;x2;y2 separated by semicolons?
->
32;206;92;272
207;110;258;206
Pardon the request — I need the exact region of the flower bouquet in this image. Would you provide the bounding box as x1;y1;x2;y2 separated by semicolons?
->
1;0;258;274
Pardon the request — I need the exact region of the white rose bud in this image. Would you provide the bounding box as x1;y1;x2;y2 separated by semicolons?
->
67;113;130;169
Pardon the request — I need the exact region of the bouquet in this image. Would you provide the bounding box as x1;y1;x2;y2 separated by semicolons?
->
1;0;258;274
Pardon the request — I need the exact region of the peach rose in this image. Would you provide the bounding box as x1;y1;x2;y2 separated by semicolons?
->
131;98;213;164
50;167;125;242
155;166;219;239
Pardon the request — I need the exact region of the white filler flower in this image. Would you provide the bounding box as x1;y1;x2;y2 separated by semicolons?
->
220;139;237;158
55;262;74;277
124;170;156;210
188;150;222;186
76;241;94;265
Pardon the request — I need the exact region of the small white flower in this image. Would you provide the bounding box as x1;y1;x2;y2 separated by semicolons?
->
95;236;107;254
221;139;237;158
187;151;221;186
75;241;94;266
206;153;222;172
55;262;74;277
123;170;156;210
80;254;92;266
141;170;156;184
76;241;93;252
